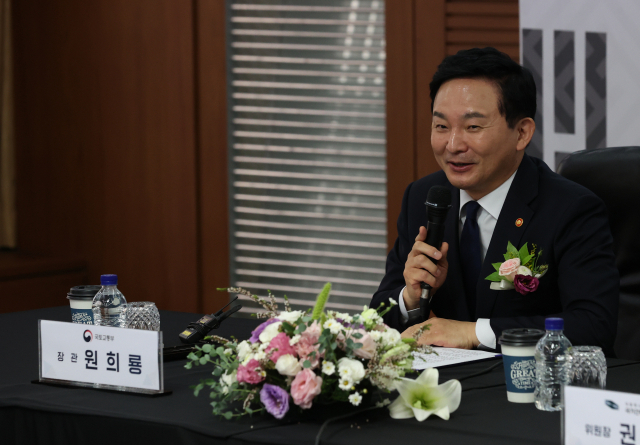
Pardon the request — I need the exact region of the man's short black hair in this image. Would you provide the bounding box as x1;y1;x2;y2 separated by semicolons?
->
429;47;537;129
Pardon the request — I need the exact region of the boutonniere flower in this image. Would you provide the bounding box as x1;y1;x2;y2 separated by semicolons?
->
485;241;548;295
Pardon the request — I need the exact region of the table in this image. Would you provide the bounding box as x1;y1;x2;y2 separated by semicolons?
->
1;306;639;445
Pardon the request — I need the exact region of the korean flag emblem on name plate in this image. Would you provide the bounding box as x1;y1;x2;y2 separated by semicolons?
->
515;218;523;227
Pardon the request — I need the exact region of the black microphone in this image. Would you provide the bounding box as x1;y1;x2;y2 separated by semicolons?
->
178;296;242;344
419;186;452;321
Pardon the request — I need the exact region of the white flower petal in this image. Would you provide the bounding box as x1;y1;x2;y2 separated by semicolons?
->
432;406;451;420
439;379;461;413
416;368;439;387
412;407;437;422
388;397;414;419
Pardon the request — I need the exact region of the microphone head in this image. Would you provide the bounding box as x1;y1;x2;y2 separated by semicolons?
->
425;186;452;209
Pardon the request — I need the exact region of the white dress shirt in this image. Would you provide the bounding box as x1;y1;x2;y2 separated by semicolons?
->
399;171;517;349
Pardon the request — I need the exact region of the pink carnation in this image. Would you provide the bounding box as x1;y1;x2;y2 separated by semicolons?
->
295;333;323;368
236;359;265;384
352;329;376;360
304;321;322;340
499;258;521;282
290;368;323;409
266;332;296;363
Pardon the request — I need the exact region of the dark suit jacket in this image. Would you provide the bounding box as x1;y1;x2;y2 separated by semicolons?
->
371;154;619;355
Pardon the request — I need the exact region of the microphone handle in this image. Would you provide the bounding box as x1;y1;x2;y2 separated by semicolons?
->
420;220;446;290
419;220;446;320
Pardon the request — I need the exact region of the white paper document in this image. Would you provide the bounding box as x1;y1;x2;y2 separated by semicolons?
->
412;347;499;369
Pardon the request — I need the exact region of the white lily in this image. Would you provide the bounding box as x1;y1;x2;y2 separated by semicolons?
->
388;368;461;421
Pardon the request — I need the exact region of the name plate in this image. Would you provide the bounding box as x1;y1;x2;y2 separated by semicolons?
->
564;386;639;444
38;320;164;394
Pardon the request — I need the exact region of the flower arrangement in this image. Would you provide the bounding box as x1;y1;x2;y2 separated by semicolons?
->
485;241;548;294
185;283;438;420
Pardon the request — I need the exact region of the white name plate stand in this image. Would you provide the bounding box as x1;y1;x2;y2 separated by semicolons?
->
564;385;640;445
38;320;169;395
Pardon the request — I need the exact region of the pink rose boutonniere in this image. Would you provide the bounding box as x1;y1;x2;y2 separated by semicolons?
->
485;241;548;295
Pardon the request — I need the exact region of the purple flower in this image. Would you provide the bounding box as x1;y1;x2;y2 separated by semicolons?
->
260;383;290;419
250;318;279;343
514;274;539;295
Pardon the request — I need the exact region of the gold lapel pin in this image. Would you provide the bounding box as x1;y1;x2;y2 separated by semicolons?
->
515;218;524;227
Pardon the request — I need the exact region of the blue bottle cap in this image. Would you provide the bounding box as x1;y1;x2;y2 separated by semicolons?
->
100;274;118;285
545;317;564;330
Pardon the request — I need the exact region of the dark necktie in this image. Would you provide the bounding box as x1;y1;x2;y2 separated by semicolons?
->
460;201;482;319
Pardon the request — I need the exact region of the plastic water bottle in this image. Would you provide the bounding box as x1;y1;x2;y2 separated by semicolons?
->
534;317;572;411
92;274;127;328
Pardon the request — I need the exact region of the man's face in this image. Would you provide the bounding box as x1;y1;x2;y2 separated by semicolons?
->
431;78;527;200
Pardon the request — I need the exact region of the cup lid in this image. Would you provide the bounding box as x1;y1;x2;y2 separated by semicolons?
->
67;285;102;299
498;328;545;347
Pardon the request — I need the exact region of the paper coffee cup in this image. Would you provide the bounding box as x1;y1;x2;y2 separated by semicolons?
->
498;328;545;403
67;285;102;325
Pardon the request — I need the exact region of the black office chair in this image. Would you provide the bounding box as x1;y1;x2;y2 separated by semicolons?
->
557;146;640;360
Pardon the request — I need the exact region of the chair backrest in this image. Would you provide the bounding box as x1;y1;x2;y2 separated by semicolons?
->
557;146;640;360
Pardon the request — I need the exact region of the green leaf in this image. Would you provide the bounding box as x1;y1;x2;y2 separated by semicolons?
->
507;241;519;256
353;342;362;349
485;271;502;281
521;254;533;266
199;356;209;365
216;347;225;356
311;282;332;320
187;352;199;361
401;338;416;344
492;262;502;271
281;321;295;336
303;360;311;368
246;407;253;414
193;382;204;397
351;332;363;339
202;344;213;353
503;253;511;261
518;243;529;261
213;367;223;377
223;411;233;420
184;361;192;370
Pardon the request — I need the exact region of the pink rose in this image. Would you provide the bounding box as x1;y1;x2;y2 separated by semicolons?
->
352;329;376;360
290;368;323;409
499;258;521;282
514;274;539;295
266;332;296;363
295;334;323;368
236;359;265;384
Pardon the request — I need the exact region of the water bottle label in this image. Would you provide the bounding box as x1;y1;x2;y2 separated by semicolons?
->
71;308;94;325
503;355;536;393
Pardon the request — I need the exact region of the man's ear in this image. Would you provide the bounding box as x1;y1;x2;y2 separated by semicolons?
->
516;117;536;151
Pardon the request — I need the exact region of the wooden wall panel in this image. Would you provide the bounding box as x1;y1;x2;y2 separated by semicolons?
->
415;0;446;181
385;1;417;250
12;1;199;312
446;0;520;61
195;0;230;314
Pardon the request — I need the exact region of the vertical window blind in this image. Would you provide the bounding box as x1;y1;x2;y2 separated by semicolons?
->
227;0;387;314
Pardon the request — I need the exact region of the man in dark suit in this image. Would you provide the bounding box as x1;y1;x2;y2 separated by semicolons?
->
371;48;618;355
